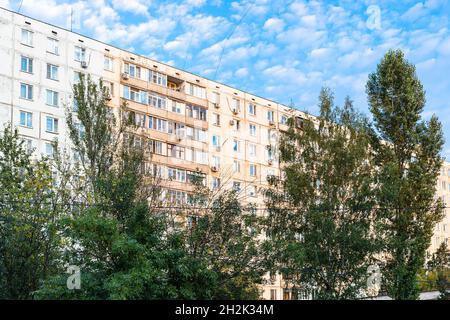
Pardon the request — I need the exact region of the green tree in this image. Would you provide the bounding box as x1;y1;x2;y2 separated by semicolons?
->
264;88;378;299
366;49;445;300
35;75;217;299
0;125;63;299
427;242;449;299
184;173;264;299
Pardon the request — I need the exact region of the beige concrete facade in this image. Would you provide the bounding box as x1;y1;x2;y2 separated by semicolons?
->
0;7;448;300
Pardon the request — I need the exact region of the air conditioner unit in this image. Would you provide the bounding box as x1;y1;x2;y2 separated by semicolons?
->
232;108;238;115
211;166;218;172
105;94;112;101
121;72;129;80
269;120;275;126
229;119;235;126
268;159;273;165
80;61;88;69
215;146;221;152
213;102;220;108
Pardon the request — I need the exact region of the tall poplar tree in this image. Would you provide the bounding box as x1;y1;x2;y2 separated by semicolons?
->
366;49;445;300
264;88;378;299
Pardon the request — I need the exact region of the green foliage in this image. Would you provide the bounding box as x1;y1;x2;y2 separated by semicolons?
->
34;75;263;300
0;125;63;299
367;49;445;300
264;88;378;299
185;176;265;299
427;242;450;299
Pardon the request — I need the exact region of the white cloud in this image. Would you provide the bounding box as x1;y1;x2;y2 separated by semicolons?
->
310;47;331;59
111;0;149;15
235;67;249;77
263;18;285;33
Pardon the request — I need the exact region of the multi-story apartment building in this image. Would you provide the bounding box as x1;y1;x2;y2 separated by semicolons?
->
432;163;450;254
0;7;448;300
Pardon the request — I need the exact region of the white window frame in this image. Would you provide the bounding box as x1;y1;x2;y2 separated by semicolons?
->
20;56;33;73
47;63;58;80
20;83;33;100
46;116;59;133
19;110;32;128
46;89;59;107
21;29;33;46
47;38;59;55
74;46;86;62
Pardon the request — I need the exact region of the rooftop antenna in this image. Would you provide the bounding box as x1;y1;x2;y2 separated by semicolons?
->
70;7;73;32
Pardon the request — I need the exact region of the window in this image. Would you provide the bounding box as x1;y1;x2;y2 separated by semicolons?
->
149;140;166;155
72;99;79;112
232;98;240;113
74;123;85;139
212;156;220;168
20;56;33;73
168;167;186;183
171;100;184;114
186;104;207;121
19;111;32;128
21;29;33;46
168;144;185;160
212;177;221;190
46;64;58;80
233;140;240;153
148;116;167;132
249;124;256;136
233;160;240;173
233;181;241;192
186;83;206;99
232;119;240;132
20;83;33;100
249;185;257;197
123;86;147;104
248;103;256;116
46;90;59;107
104;56;113;71
47;38;59;55
46;116;58;133
73;71;81;83
168;122;185;136
249;144;257;157
270;289;277;300
267;110;274;122
135;113;146;127
22;138;33;154
267;147;274;161
212;92;220;104
213;113;220;126
74;46;86;62
149;70;167;86
149;92;167;109
280;114;288;124
194;150;208;165
45;143;55;158
103;81;114;97
124;63;141;78
249;164;257;177
212;135;221;148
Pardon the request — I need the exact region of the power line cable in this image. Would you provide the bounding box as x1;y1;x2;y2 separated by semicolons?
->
213;0;256;80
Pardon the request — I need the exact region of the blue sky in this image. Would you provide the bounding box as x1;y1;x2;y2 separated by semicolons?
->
2;0;450;158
